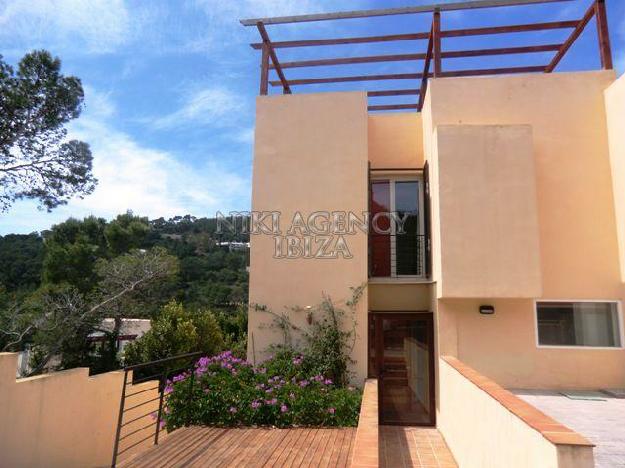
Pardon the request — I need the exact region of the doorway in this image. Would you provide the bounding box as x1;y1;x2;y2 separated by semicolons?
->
369;312;435;426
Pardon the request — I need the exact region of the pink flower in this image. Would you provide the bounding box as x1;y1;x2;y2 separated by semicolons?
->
229;407;238;414
251;400;262;409
280;404;289;413
328;408;335;415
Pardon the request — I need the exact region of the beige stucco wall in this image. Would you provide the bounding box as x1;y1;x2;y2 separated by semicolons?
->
605;73;625;282
438;299;625;389
433;124;542;298
248;91;369;383
438;358;594;468
368;112;424;169
424;71;621;299
421;71;625;389
368;282;432;311
0;353;160;467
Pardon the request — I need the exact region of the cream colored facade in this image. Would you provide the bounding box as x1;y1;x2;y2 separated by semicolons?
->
248;70;625;391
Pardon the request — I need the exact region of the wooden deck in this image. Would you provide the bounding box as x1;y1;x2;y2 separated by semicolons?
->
120;426;356;468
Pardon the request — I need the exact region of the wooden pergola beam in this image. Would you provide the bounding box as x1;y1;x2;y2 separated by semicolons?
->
250;32;430;49
418;24;435;111
256;22;291;94
545;2;595;72
269;44;561;71
443;43;562;58
439;65;547;77
594;0;613;69
442;19;578;37
250;20;578;50
269;73;431;87
367;89;420;97
368;103;419;111
269;53;427;70
241;0;573;26
433;9;442;76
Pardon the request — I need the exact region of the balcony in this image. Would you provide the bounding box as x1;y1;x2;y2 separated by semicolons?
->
370;233;427;280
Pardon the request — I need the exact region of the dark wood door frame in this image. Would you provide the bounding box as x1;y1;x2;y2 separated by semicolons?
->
370;311;436;426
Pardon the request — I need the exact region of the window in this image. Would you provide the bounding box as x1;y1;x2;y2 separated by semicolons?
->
370;177;424;277
536;301;622;348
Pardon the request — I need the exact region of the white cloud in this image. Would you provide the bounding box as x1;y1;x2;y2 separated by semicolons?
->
150;87;246;130
0;87;250;234
0;0;132;54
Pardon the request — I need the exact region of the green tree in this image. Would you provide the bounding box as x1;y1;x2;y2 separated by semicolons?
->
0;50;96;212
105;212;150;255
23;248;179;374
42;216;108;292
0;233;44;291
42;212;150;292
124;300;224;366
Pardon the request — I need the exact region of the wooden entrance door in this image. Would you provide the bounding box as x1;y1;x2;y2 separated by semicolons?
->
370;313;435;426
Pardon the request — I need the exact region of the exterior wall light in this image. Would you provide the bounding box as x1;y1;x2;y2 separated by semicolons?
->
479;305;495;315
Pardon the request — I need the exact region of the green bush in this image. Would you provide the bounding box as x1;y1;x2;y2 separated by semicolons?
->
124;300;224;366
161;350;361;430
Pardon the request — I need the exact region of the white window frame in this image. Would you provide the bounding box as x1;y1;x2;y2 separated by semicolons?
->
370;174;425;279
533;299;625;350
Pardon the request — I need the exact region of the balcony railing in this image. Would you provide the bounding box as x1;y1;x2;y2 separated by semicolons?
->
369;234;427;279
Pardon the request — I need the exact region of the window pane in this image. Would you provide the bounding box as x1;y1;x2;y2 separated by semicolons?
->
395;181;419;275
537;302;621;347
370;181;390;277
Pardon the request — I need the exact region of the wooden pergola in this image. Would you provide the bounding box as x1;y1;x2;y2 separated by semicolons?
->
241;0;614;111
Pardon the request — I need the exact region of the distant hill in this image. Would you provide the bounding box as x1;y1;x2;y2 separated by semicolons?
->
0;215;249;309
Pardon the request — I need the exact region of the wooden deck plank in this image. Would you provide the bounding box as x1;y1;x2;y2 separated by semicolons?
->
283;428;311;468
253;428;290;467
224;427;268;467
120;426;356;468
307;428;334;468
127;426;203;468
264;429;300;467
325;428;347;468
270;428;307;467
336;428;355;468
157;427;221;467
283;428;312;468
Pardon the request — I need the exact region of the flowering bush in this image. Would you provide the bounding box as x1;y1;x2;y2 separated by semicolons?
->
161;350;361;430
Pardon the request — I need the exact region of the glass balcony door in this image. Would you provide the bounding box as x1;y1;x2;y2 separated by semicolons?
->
370;177;425;278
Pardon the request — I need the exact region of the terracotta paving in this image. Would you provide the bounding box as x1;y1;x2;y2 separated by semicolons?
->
379;426;457;468
119;425;356;468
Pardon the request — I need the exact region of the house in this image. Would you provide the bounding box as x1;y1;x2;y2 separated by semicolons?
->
244;0;625;465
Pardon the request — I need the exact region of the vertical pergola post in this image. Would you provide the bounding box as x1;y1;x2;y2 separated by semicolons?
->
256;21;291;95
433;9;442;77
594;0;613;70
259;43;269;95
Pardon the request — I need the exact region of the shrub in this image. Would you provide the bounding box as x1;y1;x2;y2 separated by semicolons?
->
162;350;361;430
124;300;224;366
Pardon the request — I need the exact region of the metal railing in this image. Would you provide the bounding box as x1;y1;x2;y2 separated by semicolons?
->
111;352;203;467
369;234;427;278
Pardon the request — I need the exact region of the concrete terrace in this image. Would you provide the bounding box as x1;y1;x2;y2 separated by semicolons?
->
515;390;625;468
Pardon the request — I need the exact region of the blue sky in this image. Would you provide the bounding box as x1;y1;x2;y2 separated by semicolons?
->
0;0;623;234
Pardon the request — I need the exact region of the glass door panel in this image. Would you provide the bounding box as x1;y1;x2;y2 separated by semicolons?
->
374;314;434;425
370;180;391;277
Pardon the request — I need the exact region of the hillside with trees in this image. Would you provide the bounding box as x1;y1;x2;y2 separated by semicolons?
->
0;212;249;374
